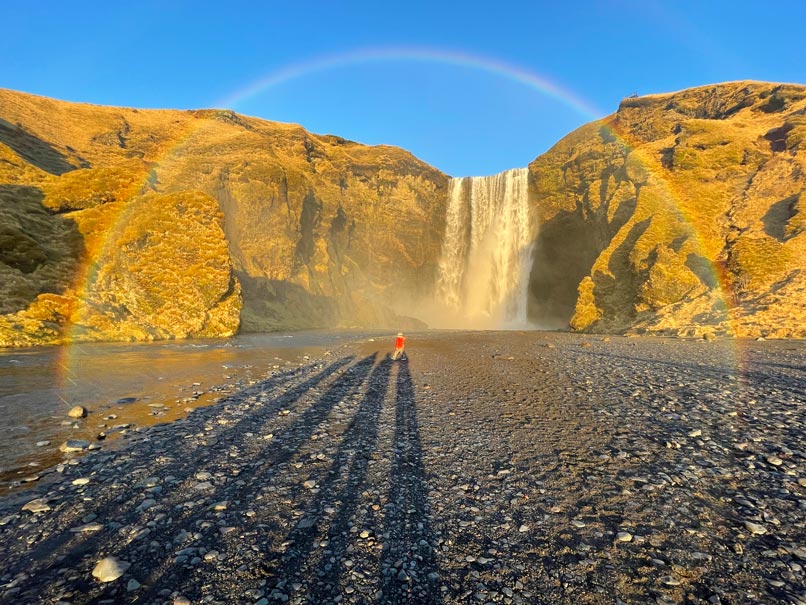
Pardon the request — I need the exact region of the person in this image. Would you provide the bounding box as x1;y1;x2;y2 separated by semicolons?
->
392;332;406;360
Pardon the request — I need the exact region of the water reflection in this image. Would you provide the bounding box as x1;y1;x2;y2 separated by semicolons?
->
0;331;378;487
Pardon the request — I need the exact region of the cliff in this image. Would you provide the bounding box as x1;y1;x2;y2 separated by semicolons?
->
1;81;804;345
528;81;806;338
0;89;448;345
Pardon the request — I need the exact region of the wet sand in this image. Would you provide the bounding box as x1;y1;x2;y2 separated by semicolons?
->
0;331;804;605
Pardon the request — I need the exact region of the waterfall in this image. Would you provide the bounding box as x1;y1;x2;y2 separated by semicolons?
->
436;167;534;328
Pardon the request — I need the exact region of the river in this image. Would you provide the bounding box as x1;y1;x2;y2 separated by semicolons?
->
0;330;384;488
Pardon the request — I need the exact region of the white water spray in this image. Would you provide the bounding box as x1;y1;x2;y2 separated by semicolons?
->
436;167;534;328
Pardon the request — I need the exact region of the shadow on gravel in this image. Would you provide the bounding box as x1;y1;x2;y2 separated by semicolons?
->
266;353;392;599
380;360;443;604
248;356;443;604
12;355;357;601
6;353;447;604
135;354;379;600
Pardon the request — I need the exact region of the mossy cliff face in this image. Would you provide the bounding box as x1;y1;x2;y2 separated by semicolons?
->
2;82;804;345
0;187;240;346
528;82;806;338
0;89;447;345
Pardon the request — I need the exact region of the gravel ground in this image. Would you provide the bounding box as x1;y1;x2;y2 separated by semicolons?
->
0;331;804;605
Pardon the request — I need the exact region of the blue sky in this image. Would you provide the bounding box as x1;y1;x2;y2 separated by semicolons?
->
2;1;804;176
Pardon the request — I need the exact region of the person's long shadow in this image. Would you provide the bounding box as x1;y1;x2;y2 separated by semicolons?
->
380;360;443;604
268;354;393;600
132;354;379;595
13;354;357;593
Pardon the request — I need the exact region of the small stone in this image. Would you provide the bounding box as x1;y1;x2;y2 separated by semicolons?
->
744;521;767;535
303;480;317;489
174;597;191;605
22;498;51;513
571;520;586;528
68;405;87;418
766;455;783;466
72;477;90;486
36;440;50;447
660;575;681;586
688;429;702;438
70;522;104;533
518;524;529;533
126;578;141;591
195;471;212;481
616;531;633;542
204;550;219;561
59;439;90;452
92;556;131;582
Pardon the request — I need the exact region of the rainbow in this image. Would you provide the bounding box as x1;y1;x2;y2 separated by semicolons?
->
214;45;604;122
209;45;734;330
55;45;742;402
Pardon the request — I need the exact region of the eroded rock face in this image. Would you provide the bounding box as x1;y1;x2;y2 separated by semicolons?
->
0;89;448;344
1;82;804;343
528;81;806;338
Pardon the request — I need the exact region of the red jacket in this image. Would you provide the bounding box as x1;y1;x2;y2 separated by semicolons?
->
395;336;405;349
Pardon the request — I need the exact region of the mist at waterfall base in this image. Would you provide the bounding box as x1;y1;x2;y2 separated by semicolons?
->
423;168;538;330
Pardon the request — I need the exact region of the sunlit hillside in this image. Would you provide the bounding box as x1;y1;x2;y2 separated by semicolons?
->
0;89;448;345
529;81;806;338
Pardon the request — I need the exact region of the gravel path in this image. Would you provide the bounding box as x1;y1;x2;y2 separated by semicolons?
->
0;332;804;605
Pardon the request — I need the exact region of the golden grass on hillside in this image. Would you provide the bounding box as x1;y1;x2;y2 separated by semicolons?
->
532;81;806;336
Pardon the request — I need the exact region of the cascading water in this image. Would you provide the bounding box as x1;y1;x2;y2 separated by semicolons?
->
436;167;534;328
